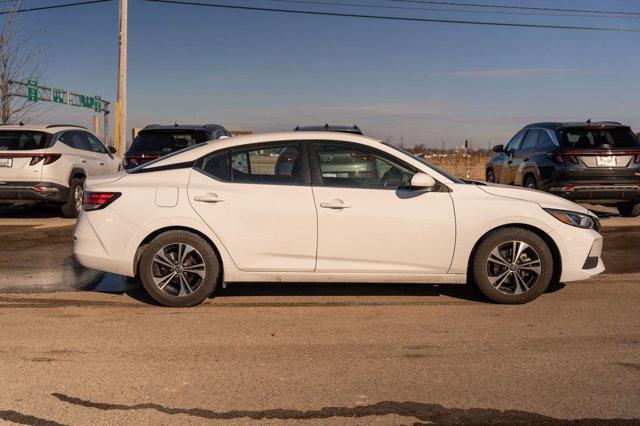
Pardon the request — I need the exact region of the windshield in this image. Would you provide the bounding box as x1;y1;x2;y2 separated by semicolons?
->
0;131;51;151
382;142;465;184
561;127;640;150
129;130;210;153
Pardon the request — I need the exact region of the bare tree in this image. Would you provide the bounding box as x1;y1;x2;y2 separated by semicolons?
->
0;0;49;124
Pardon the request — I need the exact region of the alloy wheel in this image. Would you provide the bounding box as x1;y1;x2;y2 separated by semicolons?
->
152;243;206;297
486;240;541;295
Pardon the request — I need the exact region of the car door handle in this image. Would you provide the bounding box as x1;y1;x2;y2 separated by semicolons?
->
99;161;105;165
194;193;225;203
319;199;351;209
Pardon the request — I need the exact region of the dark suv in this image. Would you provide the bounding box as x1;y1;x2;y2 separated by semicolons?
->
486;121;640;216
123;124;229;169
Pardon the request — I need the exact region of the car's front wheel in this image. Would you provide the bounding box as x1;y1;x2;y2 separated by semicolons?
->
486;169;495;183
617;202;640;217
139;230;220;307
471;227;554;304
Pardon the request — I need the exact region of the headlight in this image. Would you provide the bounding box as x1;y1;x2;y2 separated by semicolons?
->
544;208;600;230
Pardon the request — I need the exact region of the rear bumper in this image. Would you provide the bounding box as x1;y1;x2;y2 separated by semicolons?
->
0;181;68;204
548;182;640;204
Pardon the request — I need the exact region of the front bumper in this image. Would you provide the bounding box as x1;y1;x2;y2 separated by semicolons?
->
549;182;640;204
0;181;69;204
550;225;604;283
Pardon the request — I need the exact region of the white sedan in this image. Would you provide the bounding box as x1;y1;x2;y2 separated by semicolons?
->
73;132;604;307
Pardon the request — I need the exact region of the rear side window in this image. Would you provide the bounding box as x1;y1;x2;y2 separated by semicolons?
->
520;129;540;150
0;131;50;150
198;143;301;185
561;127;640;149
129;130;210;154
60;131;91;151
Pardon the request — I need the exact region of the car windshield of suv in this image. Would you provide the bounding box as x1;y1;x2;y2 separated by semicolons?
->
129;130;210;154
561;127;640;150
0;131;50;150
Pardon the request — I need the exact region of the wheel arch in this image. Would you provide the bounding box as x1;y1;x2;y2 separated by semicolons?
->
68;167;86;186
133;226;224;284
521;167;539;186
466;223;562;285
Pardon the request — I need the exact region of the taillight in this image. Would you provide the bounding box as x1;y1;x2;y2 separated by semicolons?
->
29;154;61;166
351;152;375;161
82;191;121;211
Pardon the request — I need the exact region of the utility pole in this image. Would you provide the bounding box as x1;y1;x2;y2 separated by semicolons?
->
114;0;127;153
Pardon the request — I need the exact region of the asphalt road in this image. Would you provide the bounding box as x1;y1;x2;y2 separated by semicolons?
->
0;206;639;424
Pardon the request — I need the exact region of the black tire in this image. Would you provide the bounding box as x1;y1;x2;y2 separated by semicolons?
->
486;169;495;183
139;230;219;307
617;202;640;217
471;227;554;304
523;174;537;190
61;178;84;218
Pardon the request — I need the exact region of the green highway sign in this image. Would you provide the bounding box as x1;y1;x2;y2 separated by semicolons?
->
27;79;37;102
94;96;102;112
52;89;65;104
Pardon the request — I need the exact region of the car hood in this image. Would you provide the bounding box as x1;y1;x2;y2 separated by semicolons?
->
478;183;592;215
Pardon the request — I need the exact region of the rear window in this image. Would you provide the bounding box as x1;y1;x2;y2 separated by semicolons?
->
0;131;50;150
129;130;210;154
561;127;640;149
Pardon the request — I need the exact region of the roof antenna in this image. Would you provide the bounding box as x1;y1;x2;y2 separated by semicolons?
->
18;121;24;126
586;118;591;124
324;123;329;129
174;122;178;127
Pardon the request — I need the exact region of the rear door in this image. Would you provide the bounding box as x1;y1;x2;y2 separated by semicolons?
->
86;132;119;174
310;141;455;273
188;142;317;271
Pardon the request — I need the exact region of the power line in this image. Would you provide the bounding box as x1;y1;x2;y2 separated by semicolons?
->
0;0;112;14
388;0;640;17
260;0;640;19
140;0;640;32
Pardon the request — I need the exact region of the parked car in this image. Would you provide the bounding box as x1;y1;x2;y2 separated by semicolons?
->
294;124;363;134
486;121;640;217
74;131;603;307
0;124;120;217
122;124;230;169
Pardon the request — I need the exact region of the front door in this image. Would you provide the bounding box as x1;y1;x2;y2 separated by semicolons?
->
188;142;317;272
310;142;455;273
498;130;527;185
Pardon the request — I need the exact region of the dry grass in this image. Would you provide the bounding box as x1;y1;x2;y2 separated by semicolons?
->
426;154;490;181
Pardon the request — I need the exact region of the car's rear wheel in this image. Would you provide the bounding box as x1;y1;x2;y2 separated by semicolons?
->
471;228;554;304
140;231;220;307
523;175;537;189
61;178;84;218
617;202;640;217
486;169;495;183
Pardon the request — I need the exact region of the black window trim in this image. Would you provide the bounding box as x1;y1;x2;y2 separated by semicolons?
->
194;140;311;186
308;140;420;190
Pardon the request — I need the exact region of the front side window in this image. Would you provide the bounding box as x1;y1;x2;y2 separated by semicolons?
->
86;133;107;154
506;131;526;153
314;143;414;189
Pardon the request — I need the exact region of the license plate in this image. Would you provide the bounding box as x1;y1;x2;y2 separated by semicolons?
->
596;156;616;167
0;157;12;168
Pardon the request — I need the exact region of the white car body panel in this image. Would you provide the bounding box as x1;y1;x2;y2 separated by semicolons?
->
73;131;604;288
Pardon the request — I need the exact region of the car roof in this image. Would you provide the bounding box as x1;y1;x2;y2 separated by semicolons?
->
0;124;88;134
294;124;362;134
142;124;226;132
524;121;628;131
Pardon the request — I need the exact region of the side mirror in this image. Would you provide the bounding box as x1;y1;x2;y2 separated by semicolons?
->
410;173;436;191
108;146;117;155
493;144;504;153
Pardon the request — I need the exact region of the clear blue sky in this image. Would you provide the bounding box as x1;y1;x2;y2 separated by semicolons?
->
16;0;640;148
